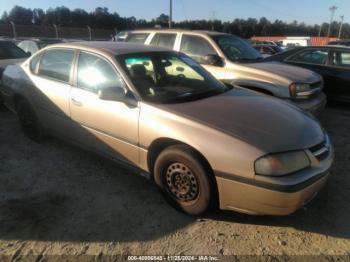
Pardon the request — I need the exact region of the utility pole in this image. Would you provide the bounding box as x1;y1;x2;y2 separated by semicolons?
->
338;15;345;39
327;6;338;37
169;0;173;29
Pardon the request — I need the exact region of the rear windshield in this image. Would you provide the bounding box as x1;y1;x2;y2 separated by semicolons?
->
0;41;29;59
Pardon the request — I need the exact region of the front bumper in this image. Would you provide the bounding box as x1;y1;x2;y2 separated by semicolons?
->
284;92;327;116
216;138;334;216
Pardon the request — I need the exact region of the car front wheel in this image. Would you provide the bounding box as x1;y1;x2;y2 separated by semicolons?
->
154;145;214;215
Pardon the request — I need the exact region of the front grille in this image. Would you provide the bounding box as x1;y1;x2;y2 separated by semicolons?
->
309;140;330;161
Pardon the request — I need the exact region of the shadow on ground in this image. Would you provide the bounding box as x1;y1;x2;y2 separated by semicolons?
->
0;105;349;243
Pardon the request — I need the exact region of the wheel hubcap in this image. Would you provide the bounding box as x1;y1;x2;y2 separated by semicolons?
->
166;163;199;201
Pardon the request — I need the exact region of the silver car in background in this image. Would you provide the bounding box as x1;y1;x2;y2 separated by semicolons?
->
121;30;327;115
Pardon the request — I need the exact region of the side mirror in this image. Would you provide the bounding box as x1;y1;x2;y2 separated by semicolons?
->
25;51;32;57
98;86;137;107
98;86;127;101
203;54;224;67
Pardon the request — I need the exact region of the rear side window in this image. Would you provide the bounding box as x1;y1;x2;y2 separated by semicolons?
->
180;35;216;63
38;49;75;82
332;51;350;67
77;52;125;93
126;33;149;44
289;50;328;65
150;33;176;49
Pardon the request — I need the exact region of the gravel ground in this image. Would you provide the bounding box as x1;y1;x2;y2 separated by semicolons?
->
0;105;350;260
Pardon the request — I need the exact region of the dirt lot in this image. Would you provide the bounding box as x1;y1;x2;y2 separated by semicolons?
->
0;105;350;260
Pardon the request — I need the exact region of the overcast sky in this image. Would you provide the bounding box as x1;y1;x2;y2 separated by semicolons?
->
0;0;349;25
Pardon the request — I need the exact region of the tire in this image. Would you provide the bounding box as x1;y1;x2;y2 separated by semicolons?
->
154;145;215;216
17;99;44;141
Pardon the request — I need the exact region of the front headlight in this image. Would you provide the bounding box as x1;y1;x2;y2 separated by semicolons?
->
289;83;311;98
255;151;310;176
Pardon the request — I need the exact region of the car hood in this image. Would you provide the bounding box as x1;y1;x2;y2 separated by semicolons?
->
244;61;321;83
156;88;324;153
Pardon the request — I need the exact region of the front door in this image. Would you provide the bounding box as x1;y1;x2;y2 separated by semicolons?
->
69;51;140;166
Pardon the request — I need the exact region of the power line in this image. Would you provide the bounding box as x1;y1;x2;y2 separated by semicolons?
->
327;5;338;37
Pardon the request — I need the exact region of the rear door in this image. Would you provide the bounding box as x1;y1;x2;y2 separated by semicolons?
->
69;51;140;166
30;48;75;135
328;49;350;101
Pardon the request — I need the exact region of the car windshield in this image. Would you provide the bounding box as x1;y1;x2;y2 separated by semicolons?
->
117;52;230;103
0;41;29;59
212;35;262;62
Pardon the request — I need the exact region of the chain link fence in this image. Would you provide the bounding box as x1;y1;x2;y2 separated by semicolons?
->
0;24;114;40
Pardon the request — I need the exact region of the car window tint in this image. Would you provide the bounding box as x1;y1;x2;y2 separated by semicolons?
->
77;52;125;93
290;50;328;65
38;49;74;82
180;35;216;63
333;51;350;67
126;33;149;44
150;33;176;49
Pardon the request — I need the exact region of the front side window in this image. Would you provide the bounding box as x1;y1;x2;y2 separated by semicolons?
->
332;51;350;67
211;35;262;62
38;49;74;82
150;33;177;49
289;50;328;65
117;52;228;103
77;52;125;93
180;35;217;63
126;33;149;44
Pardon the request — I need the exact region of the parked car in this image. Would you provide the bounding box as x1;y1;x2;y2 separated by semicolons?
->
120;30;326;115
264;46;350;103
328;40;350;47
1;42;334;216
253;44;283;57
0;40;30;104
16;38;64;56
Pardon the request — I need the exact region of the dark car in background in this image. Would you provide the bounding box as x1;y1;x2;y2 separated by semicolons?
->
264;46;350;103
328;40;350;47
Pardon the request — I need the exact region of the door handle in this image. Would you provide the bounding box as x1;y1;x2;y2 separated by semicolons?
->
71;97;83;106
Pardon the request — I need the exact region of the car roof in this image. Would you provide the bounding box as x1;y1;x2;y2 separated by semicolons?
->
46;41;172;55
126;29;230;36
300;45;350;50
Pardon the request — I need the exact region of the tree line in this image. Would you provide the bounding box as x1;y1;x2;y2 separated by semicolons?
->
1;5;349;39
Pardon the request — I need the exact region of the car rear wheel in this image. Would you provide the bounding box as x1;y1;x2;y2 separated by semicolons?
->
154;145;214;215
17;99;44;141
